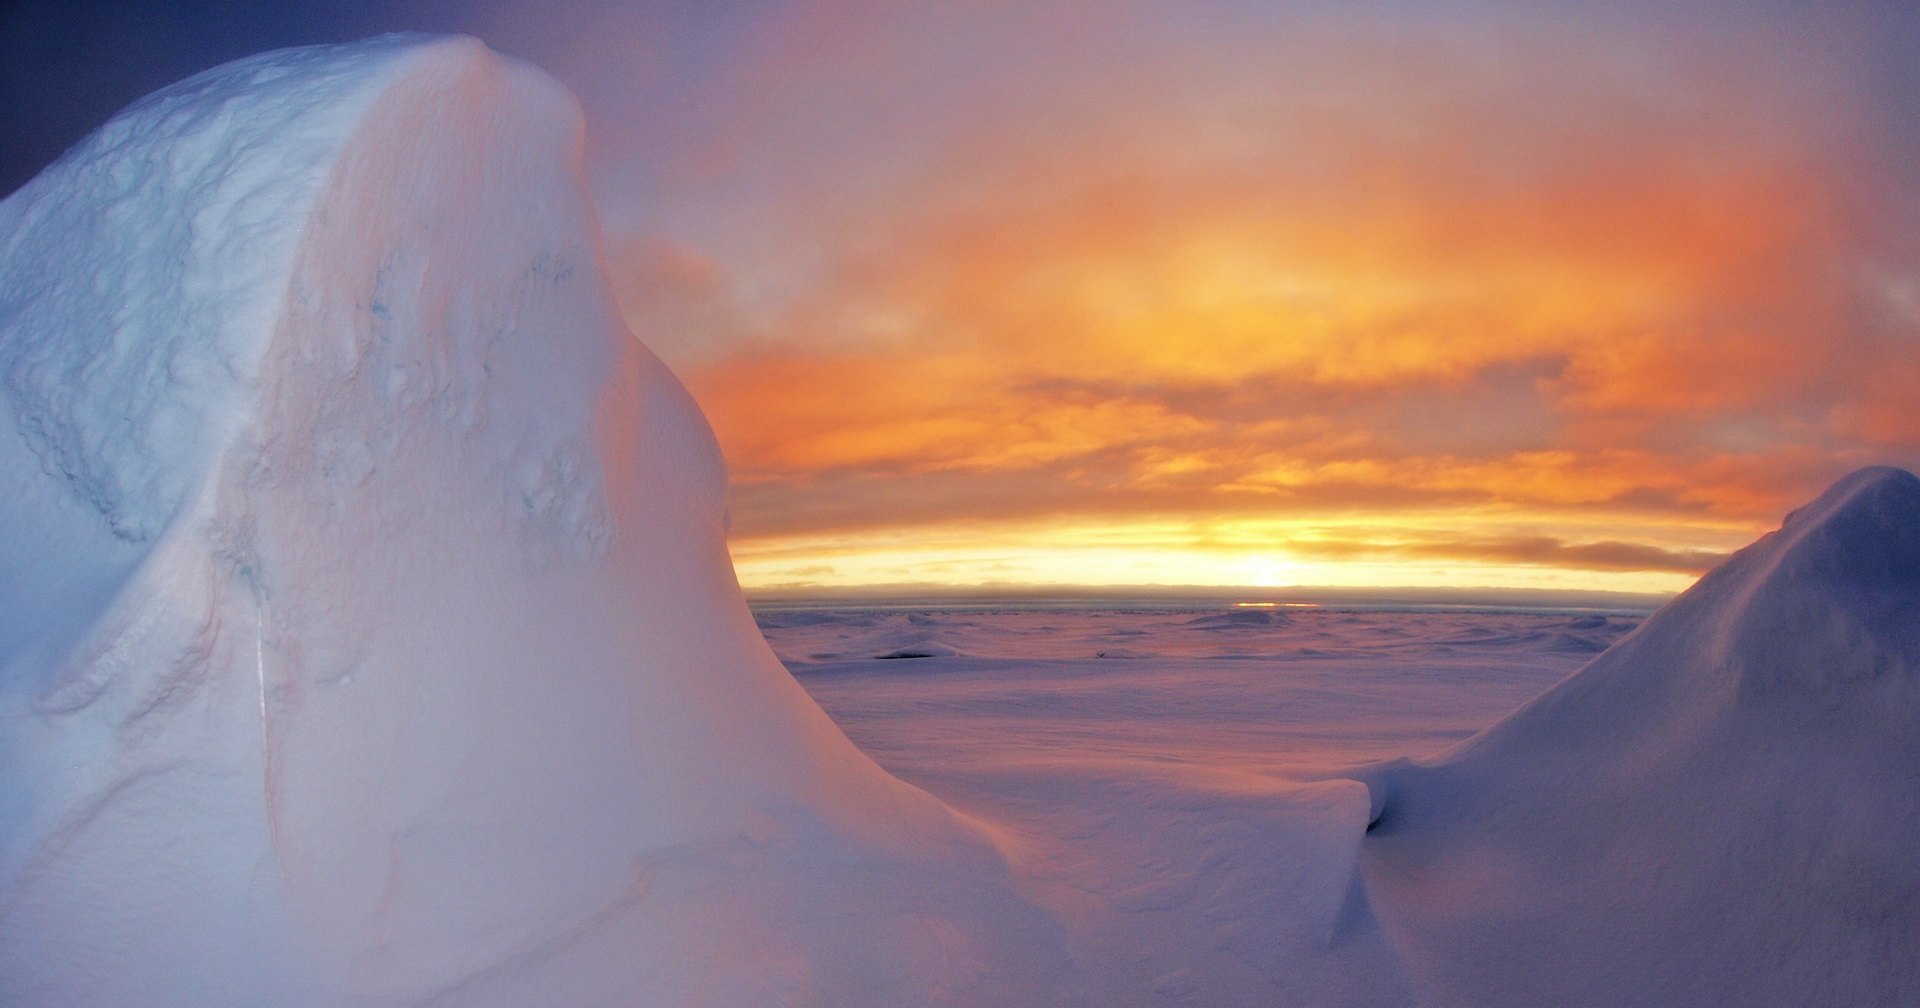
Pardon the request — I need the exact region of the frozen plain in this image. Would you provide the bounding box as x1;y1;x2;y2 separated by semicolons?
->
769;604;1643;1006
1;32;1915;1007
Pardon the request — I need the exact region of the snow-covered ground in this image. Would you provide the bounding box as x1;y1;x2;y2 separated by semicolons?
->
769;605;1641;1006
4;32;1915;1008
769;605;1637;780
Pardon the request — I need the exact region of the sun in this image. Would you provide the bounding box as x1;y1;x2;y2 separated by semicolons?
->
1239;554;1299;588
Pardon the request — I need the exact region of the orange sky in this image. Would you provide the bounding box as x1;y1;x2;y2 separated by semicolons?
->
9;5;1916;595
581;2;1920;595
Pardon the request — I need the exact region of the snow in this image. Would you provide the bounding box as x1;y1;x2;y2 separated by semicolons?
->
772;606;1638;1006
4;32;1915;1008
0;35;1068;1007
1359;465;1920;1007
772;498;1919;1006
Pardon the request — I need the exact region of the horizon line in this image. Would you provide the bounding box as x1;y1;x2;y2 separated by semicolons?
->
741;581;1674;613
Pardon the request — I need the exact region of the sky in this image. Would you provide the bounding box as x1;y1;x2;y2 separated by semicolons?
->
6;0;1920;596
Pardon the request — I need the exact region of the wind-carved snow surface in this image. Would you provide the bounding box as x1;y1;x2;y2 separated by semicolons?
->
1361;466;1920;1007
0;36;1073;1007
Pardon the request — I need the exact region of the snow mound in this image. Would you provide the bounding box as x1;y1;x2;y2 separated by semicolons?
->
1704;465;1920;693
1360;466;1920;1007
0;36;1070;1007
875;642;971;660
1185;609;1294;630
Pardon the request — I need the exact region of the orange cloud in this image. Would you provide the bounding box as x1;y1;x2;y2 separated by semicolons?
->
599;5;1920;588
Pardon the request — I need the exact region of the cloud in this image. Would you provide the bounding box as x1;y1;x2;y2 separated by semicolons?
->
614;1;1920;578
6;1;1914;590
1281;533;1726;575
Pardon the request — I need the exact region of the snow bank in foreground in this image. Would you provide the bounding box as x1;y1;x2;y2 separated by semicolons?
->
1361;466;1920;1007
0;36;1070;1006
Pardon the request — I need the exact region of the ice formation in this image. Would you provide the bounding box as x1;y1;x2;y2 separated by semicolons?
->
1361;465;1920;1007
0;36;1069;1007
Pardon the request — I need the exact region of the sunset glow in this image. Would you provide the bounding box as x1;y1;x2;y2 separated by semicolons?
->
581;3;1919;596
725;509;1758;595
15;2;1911;597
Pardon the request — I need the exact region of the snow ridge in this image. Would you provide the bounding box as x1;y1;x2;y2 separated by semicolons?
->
1703;465;1920;694
1359;465;1920;1007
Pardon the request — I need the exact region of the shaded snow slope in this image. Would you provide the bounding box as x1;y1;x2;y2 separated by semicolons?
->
0;36;1071;1007
1361;466;1920;1007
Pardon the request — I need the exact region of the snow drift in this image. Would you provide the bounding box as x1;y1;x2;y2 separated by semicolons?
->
0;36;1070;1007
1361;466;1920;1006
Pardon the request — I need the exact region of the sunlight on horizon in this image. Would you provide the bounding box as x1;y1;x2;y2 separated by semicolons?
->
655;4;1917;595
584;2;1920;597
725;510;1761;596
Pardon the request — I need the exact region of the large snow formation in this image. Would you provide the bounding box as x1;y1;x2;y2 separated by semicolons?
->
1361;465;1920;1007
0;36;1069;1007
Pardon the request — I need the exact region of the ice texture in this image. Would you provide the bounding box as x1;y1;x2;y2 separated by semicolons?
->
0;35;1068;1007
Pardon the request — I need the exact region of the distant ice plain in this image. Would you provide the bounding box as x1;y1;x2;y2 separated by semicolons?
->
768;602;1640;778
767;603;1643;1006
